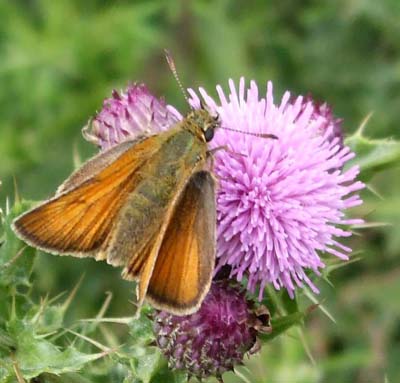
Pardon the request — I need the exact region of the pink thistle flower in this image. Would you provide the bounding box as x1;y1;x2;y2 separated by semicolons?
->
83;83;179;150
188;78;364;298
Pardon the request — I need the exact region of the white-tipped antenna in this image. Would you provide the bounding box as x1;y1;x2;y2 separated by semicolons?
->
221;126;278;140
164;49;192;109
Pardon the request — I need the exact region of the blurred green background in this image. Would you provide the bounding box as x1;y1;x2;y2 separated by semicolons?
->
0;1;399;382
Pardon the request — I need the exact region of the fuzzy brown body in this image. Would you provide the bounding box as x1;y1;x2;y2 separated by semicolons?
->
12;109;218;315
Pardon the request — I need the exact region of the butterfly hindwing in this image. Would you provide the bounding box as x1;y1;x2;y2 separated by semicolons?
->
144;170;216;314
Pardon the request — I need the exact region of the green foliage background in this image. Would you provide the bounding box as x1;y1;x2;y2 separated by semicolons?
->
0;1;399;382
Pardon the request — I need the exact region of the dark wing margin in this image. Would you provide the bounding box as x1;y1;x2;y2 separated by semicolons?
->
145;170;216;315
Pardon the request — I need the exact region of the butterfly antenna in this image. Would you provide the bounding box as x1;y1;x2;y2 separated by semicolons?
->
221;126;278;140
164;49;193;109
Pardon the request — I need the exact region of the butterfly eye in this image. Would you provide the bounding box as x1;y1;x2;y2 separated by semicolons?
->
204;127;214;142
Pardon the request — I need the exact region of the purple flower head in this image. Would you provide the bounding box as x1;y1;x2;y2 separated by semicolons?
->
187;78;364;298
83;83;179;150
154;281;271;380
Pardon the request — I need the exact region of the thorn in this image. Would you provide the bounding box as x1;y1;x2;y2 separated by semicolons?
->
304;287;336;324
366;184;384;200
47;290;67;305
10;292;16;321
356;112;373;137
1;246;27;270
61;274;85;313
35;330;58;339
133;308;141;320
31;293;49;324
49;327;76;344
98;324;119;350
13;176;20;205
6;197;10;215
233;366;253;383
297;326;316;366
11;352;26;383
128;298;142;319
322;276;335;288
79;316;132;325
66;329;115;353
96;291;113;320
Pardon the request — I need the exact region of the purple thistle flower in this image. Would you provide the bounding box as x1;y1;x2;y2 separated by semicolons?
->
83;83;179;150
153;281;271;380
187;78;364;298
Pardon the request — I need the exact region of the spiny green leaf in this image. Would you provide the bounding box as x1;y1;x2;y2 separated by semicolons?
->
0;201;37;289
17;343;106;379
6;319;107;379
345;120;400;181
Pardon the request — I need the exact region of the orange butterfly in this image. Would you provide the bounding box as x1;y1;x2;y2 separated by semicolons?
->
12;108;219;315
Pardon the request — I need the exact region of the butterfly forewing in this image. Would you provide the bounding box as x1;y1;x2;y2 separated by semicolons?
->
12;135;163;256
56;137;148;195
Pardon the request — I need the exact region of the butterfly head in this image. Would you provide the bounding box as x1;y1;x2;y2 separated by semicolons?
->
186;108;220;143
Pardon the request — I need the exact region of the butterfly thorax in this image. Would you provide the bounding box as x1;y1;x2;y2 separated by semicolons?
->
183;109;220;143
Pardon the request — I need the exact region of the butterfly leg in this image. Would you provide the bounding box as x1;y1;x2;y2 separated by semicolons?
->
207;145;247;159
207;145;229;156
205;146;244;187
206;145;247;171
